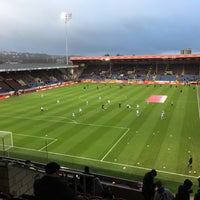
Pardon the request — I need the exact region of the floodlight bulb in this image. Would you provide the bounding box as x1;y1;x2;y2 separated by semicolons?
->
60;12;67;20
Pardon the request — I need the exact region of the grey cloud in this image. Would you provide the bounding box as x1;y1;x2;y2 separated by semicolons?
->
1;0;200;55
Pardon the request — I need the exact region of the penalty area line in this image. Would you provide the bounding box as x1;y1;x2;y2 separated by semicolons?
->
14;133;56;140
39;138;58;151
100;128;130;162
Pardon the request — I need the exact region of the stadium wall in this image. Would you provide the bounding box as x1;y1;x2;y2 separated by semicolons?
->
80;79;200;85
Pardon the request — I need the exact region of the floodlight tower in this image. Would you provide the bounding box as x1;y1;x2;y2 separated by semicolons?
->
61;12;72;65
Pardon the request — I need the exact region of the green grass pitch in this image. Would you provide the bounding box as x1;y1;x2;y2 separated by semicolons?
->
0;83;199;191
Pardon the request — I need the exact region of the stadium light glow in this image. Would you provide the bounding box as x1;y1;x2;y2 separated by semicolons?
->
104;57;112;75
61;12;72;65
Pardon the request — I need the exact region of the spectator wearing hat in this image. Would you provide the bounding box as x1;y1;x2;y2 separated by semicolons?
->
33;162;76;200
142;169;157;200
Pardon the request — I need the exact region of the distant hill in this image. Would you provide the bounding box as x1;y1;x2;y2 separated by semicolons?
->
0;51;66;64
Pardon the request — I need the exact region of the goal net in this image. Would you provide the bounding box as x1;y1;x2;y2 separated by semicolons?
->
0;131;13;151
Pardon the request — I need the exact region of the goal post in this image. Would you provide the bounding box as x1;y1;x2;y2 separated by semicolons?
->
0;131;13;152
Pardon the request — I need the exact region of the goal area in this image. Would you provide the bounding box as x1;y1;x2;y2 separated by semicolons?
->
0;131;13;151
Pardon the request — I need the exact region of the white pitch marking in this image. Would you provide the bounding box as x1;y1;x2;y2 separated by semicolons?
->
15;133;55;140
12;146;199;179
39;139;58;151
100;128;130;161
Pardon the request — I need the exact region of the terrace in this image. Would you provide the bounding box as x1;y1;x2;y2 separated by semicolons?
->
0;157;143;200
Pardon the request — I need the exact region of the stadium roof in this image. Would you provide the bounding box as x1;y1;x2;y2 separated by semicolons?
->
70;54;200;65
0;63;76;72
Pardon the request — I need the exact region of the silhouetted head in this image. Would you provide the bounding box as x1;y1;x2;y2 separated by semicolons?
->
45;162;60;175
183;179;193;190
84;166;90;174
150;169;157;177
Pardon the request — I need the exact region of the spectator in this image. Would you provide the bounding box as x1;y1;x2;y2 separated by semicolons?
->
153;180;175;200
142;169;157;200
175;179;193;200
102;185;114;199
33;162;77;200
194;177;200;200
80;166;104;196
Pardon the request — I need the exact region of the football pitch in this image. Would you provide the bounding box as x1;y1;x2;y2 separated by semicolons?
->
0;83;199;190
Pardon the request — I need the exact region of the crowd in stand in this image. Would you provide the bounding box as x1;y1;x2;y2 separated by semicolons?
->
33;162;116;200
79;63;199;82
142;169;200;200
1;160;200;200
0;63;199;94
0;160;121;200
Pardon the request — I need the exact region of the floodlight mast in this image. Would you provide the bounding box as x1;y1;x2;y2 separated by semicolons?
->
61;12;72;65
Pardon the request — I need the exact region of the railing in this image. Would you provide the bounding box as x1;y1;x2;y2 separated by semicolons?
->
0;156;144;200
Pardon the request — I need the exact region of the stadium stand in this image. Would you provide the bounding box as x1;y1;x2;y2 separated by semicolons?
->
0;157;144;200
0;55;199;97
0;81;12;93
78;62;199;83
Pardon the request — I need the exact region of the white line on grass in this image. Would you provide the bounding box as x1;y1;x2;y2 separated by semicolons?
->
12;118;128;159
1;115;128;130
15;133;56;140
74;121;127;130
196;85;200;120
102;160;198;179
12;145;198;179
7;114;199;179
13;145;99;162
38;138;58;151
14;133;58;151
100;128;130;161
0;114;73;123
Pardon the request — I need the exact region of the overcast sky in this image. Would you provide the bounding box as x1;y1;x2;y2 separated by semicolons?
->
0;0;200;56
